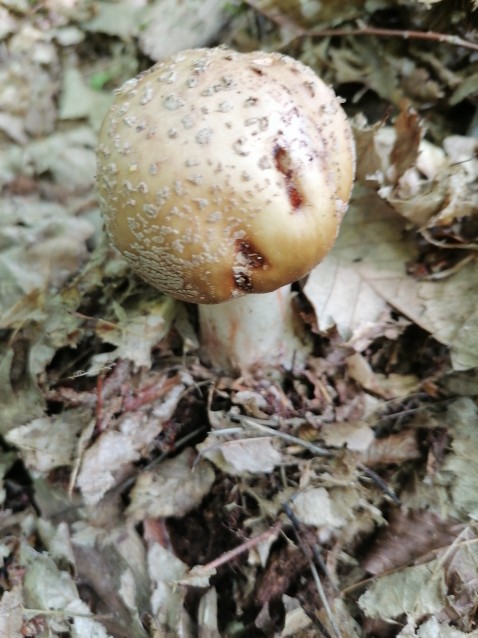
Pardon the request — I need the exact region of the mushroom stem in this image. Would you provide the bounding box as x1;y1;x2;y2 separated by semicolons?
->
198;285;310;374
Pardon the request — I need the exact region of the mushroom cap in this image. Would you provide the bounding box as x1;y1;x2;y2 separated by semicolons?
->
96;47;355;304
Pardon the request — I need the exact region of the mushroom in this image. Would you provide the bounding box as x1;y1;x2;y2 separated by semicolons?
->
96;47;355;373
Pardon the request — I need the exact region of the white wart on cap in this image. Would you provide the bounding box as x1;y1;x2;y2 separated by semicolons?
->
96;47;355;304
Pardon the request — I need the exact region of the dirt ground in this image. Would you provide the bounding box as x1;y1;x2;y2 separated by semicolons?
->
1;1;478;636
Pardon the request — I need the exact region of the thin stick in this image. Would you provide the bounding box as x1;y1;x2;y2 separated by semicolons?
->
305;25;478;53
239;416;333;457
282;503;341;638
197;520;282;572
357;463;401;505
243;1;478;53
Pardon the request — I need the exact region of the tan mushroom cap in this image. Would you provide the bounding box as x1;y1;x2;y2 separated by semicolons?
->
96;47;355;304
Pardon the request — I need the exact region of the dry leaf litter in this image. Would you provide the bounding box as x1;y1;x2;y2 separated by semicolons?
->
1;0;478;637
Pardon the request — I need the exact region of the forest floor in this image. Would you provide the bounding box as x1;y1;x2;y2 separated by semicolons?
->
1;1;478;636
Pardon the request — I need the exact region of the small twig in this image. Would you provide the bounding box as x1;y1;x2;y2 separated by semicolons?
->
197;520;282;572
22;608;111;620
95;370;105;430
357;463;401;505
283;503;341;638
243;1;478;53
305;25;478;53
420;228;478;252
118;425;208;492
238;415;333;457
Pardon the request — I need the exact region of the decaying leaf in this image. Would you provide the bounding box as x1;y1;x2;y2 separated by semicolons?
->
362;509;460;575
127;449;216;521
147;543;191;631
304;186;413;342
0;584;23;638
437;399;478;519
280;595;313;637
1;0;478;635
197;435;283;475
291;486;360;533
5;409;89;473
320;421;375;452
90;296;177;370
197;588;220;638
359;561;447;620
140;0;228;60
21;543;113;637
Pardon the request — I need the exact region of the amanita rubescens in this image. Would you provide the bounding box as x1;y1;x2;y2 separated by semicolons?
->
96;47;355;373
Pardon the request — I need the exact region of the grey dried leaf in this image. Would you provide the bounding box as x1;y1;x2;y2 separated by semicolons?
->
359;561;447;620
127;449;215;521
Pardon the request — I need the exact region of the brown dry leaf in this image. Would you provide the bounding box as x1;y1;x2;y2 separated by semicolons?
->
76;429;141;506
416;267;478;370
308;182;478;370
351;114;384;183
127;449;216;521
0;198;95;317
252;0;364;29
320;421;375;452
364;429;421;467
303;186;414;342
346;352;420;399
25;127;97;190
332;37;402;104
362;509;459;575
0;348;46;434
358;560;447;620
444;532;478;623
373;119;477;231
390;107;422;180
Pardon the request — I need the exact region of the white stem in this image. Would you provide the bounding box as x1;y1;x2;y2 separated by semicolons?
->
198;285;311;374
